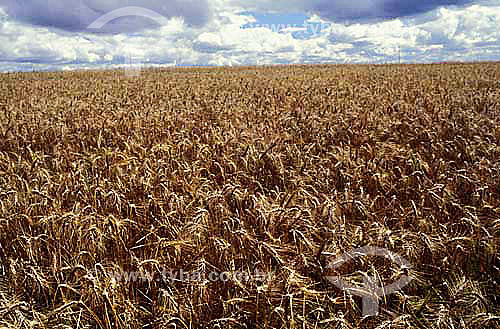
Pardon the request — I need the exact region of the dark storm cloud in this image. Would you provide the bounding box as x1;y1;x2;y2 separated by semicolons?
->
308;0;475;22
0;0;211;33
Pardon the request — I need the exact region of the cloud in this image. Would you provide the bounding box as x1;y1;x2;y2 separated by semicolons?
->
230;0;478;23
0;0;211;33
312;0;477;22
1;2;500;72
193;41;232;53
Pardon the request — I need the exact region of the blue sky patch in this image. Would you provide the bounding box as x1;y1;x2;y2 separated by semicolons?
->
241;12;309;26
241;11;330;39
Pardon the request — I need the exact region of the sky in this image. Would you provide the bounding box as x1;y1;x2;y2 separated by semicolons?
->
0;0;499;71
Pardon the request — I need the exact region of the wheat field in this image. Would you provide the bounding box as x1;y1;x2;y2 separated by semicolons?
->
0;63;499;328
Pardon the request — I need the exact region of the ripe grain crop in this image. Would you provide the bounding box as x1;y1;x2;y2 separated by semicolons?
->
0;63;499;328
